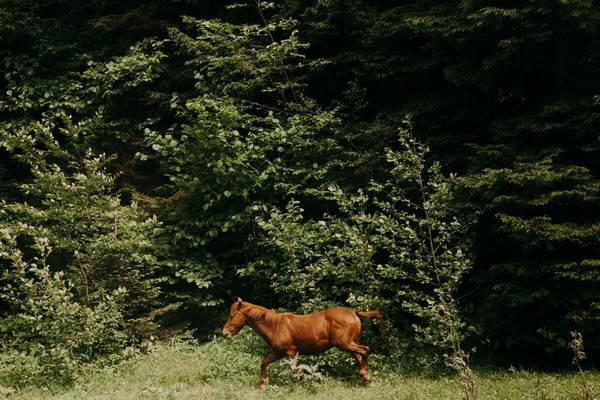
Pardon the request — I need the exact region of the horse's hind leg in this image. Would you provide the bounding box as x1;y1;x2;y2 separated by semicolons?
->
355;345;370;383
337;342;370;383
259;352;283;390
351;352;370;383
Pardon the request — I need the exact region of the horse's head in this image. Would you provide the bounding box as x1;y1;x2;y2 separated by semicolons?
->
222;297;247;339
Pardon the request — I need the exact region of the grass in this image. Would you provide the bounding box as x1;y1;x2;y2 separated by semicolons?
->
1;331;598;400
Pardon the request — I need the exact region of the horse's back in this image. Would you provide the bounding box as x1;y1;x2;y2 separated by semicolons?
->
323;307;361;324
286;312;331;354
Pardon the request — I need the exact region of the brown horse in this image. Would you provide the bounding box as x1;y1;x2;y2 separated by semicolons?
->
221;298;383;390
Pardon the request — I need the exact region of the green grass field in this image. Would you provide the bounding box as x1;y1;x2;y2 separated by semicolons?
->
3;333;598;400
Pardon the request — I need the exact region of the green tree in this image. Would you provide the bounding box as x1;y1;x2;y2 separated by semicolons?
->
292;0;600;361
139;6;342;322
254;119;478;397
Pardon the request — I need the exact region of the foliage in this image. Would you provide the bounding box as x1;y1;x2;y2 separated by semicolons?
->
2;0;600;375
0;154;160;385
0;154;161;318
0;27;165;170
282;354;324;383
294;0;600;361
252;118;478;398
139;7;341;318
0;232;130;386
382;122;478;400
460;160;600;360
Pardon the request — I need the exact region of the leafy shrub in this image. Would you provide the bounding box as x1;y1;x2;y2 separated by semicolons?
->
0;154;160;387
250;119;475;335
0;234;130;387
249;118;479;397
0;156;161;318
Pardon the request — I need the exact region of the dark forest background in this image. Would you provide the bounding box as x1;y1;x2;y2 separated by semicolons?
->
1;0;599;381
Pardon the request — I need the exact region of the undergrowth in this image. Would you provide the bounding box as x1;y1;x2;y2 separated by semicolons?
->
1;330;598;400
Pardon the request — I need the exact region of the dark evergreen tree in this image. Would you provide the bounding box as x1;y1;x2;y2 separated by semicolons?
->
292;0;600;361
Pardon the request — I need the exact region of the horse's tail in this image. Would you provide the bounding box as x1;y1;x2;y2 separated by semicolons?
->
355;309;384;321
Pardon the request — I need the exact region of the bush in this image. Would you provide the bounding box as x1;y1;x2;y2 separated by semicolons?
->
0;153;163;387
0;156;161;318
247;119;479;397
0;232;130;387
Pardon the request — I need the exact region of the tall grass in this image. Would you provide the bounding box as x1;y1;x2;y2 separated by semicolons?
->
2;330;598;400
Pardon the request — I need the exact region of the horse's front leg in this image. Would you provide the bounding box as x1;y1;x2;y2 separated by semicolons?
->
259;351;283;390
285;347;298;359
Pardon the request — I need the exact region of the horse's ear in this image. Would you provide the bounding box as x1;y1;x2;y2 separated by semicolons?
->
236;297;243;309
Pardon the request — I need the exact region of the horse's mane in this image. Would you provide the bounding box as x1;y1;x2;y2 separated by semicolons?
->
243;303;287;328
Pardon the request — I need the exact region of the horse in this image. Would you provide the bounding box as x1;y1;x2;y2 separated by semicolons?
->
221;297;383;390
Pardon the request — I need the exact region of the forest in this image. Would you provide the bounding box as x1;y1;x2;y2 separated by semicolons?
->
1;1;599;399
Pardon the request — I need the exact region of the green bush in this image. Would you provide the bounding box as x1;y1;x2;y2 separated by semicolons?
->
0;156;161;318
0;234;130;386
250;119;475;339
0;154;161;387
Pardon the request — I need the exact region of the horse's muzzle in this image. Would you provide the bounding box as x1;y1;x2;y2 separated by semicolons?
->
222;329;233;339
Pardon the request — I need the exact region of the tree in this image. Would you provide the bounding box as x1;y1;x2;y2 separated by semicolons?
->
139;5;342;323
254;118;478;398
292;0;600;361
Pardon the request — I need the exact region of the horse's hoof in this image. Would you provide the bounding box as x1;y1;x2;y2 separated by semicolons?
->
258;383;266;391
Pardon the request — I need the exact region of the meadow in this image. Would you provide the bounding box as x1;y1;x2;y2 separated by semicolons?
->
3;332;596;400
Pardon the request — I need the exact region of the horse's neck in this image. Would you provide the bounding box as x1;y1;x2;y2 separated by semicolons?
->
244;305;279;345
